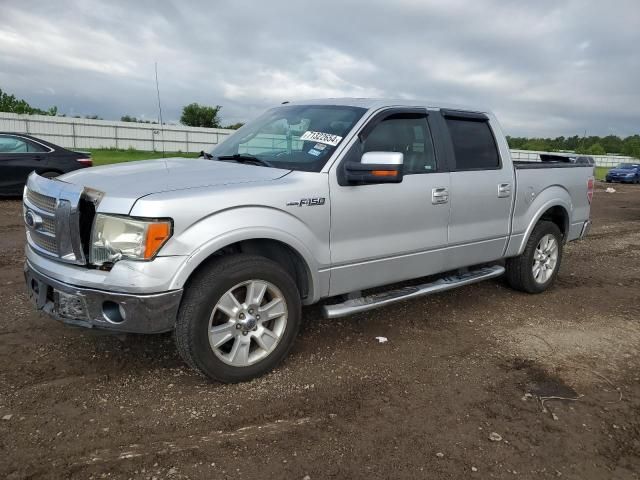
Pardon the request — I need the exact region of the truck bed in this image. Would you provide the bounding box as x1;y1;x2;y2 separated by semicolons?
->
509;163;593;255
514;153;595;169
513;161;591;170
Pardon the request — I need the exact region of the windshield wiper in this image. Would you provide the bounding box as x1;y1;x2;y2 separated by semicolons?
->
217;154;273;168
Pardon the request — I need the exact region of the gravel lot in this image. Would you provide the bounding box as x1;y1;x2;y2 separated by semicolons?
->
1;183;639;479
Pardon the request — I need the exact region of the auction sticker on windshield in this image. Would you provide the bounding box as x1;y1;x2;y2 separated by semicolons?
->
300;131;343;146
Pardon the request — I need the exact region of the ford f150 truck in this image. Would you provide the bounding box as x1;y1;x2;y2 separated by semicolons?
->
23;99;594;382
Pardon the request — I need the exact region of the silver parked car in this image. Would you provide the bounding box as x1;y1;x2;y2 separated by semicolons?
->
23;99;594;382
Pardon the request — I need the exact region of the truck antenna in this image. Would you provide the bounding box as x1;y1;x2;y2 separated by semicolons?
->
155;61;166;158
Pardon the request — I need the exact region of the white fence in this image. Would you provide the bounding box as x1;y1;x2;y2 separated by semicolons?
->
510;149;635;168
0;112;636;167
0;112;234;153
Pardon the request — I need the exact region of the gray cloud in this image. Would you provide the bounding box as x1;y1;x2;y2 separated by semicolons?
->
1;0;638;136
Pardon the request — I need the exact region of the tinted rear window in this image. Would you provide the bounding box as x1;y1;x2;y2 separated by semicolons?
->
445;118;500;170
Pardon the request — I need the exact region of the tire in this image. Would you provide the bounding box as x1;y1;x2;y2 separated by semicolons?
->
505;221;563;294
174;254;302;383
40;171;60;179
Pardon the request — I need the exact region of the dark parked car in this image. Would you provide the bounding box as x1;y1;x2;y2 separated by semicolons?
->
0;133;92;196
605;163;640;183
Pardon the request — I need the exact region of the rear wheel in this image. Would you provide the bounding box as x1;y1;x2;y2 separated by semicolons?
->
174;254;302;383
505;221;563;293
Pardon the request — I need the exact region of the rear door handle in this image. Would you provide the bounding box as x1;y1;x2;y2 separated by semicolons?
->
498;183;511;198
432;187;449;205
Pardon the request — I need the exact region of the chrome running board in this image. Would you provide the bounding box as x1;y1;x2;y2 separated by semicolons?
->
322;265;505;319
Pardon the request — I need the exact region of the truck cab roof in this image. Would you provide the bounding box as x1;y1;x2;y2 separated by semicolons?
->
284;98;492;115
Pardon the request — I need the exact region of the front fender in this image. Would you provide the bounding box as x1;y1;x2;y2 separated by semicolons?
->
506;185;572;257
160;206;330;303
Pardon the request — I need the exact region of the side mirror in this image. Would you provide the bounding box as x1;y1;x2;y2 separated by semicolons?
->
344;152;404;184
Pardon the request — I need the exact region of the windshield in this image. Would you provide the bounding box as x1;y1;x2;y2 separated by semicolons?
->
619;163;639;169
211;105;366;172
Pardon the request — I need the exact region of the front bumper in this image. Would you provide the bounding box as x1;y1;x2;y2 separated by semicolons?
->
24;260;182;334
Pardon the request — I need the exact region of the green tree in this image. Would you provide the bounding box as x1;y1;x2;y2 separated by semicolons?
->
622;135;640;158
224;122;244;130
576;143;606;155
601;135;623;153
587;143;606;155
121;115;158;124
565;135;581;151
0;87;58;116
180;103;222;128
522;139;551;151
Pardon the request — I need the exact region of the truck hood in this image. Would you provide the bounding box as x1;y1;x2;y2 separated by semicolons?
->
59;157;291;214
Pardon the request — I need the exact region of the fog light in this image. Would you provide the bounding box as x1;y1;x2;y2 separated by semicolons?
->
102;301;126;324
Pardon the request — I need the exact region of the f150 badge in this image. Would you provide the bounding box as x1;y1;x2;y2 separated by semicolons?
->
287;197;326;207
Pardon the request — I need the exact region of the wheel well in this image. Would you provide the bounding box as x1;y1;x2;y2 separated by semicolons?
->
539;206;569;239
38;169;62;177
187;239;311;300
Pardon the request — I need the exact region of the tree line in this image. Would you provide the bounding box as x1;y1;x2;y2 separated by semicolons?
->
0;87;59;116
507;134;640;158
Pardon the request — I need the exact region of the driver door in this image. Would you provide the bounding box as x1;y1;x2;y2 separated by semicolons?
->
328;108;451;296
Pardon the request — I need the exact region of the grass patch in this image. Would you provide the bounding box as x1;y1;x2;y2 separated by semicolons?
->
87;149;199;166
595;167;608;181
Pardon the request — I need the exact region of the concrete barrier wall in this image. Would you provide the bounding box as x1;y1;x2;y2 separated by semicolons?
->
0;112;235;153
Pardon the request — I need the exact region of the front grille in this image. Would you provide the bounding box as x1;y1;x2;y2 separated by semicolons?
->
30;232;57;254
42;217;56;235
25;187;58;256
27;189;57;212
24;175;92;265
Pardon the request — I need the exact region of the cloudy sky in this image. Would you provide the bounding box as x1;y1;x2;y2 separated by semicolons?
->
1;0;638;136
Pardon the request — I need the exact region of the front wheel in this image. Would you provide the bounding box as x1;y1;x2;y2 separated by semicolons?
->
174;254;302;383
505;221;563;293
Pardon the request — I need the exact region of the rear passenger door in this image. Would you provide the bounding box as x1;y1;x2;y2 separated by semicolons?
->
439;111;514;268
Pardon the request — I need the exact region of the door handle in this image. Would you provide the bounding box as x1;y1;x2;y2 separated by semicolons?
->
498;183;511;198
432;187;449;205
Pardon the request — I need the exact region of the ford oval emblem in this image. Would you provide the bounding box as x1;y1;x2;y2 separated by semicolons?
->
25;210;43;229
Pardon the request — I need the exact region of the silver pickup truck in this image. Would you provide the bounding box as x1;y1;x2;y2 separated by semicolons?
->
23;99;594;382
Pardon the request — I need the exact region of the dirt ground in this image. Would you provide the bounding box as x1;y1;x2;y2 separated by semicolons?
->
1;183;639;480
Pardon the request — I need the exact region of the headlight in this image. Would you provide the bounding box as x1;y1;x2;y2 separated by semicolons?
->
89;214;172;265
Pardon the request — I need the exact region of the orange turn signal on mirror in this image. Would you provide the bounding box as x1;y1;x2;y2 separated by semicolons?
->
371;170;398;177
144;222;171;259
